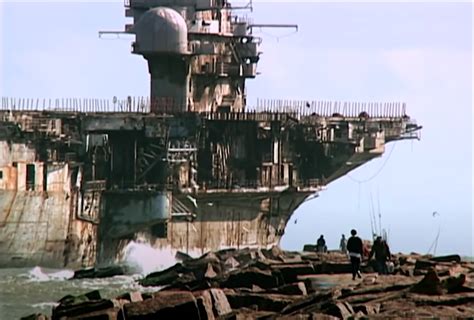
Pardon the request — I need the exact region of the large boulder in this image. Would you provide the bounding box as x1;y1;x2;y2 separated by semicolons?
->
124;291;201;319
52;290;120;320
72;265;126;279
20;314;50;320
222;267;281;289
411;269;445;295
139;263;184;287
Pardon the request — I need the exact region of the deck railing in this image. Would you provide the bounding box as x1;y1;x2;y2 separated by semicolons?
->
0;96;408;119
251;98;407;118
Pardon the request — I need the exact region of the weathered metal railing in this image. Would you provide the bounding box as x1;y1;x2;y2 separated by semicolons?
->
251;98;407;118
0;97;408;118
0;97;152;113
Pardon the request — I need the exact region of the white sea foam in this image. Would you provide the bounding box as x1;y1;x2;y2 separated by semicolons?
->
31;301;60;309
25;266;74;282
122;241;178;275
48;269;75;280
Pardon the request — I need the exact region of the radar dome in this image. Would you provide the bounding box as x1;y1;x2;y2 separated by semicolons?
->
133;7;188;55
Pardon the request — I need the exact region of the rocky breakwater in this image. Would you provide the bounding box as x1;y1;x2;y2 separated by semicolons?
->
23;248;474;319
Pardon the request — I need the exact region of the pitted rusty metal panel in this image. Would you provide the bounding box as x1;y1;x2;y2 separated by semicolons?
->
0;191;67;267
0;191;15;225
45;193;71;242
0;190;97;268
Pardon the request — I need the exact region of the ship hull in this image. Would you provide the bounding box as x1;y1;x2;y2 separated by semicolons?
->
97;192;310;265
0;189;309;268
0;107;418;268
0;190;96;269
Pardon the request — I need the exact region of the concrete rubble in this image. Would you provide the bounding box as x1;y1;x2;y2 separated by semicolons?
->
22;248;474;319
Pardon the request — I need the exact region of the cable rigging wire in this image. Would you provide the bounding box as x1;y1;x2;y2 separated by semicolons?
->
256;29;298;42
347;142;397;184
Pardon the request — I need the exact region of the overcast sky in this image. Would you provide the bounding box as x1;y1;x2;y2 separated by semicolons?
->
1;1;472;256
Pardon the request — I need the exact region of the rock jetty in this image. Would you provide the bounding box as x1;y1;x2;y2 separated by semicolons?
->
22;247;474;319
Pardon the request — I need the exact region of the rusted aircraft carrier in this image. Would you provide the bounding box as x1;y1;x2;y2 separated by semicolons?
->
0;0;420;268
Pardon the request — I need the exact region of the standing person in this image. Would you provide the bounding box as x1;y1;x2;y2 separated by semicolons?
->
339;234;347;253
369;236;391;274
316;235;327;253
347;229;363;280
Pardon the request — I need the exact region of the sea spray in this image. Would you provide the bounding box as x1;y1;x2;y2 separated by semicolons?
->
122;241;178;275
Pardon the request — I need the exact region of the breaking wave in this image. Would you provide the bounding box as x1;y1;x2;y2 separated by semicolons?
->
122;241;178;275
31;301;60;309
24;266;74;282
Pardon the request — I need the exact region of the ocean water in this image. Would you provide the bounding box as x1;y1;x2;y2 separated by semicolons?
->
0;242;178;320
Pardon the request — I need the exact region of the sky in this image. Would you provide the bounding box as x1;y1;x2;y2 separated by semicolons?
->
0;1;472;256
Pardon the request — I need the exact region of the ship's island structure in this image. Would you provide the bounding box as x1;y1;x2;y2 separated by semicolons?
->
0;0;421;268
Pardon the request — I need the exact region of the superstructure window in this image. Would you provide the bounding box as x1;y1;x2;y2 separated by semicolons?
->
26;164;35;191
0;170;3;179
151;222;168;238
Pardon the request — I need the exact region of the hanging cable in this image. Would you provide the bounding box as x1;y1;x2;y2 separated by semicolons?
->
357;181;361;213
255;29;298;42
347;142;396;184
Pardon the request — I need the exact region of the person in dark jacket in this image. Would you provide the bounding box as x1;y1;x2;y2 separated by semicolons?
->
369;236;391;274
316;235;327;253
347;229;363;280
339;234;347;253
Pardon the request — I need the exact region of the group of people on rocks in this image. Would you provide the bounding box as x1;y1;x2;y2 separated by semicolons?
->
316;230;392;280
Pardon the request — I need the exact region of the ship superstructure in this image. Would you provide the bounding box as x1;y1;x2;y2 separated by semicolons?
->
0;0;420;268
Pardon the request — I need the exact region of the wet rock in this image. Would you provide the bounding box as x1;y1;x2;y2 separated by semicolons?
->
21;314;50;320
139;263;183;287
57;290;101;307
116;291;143;303
52;290;127;320
84;290;102;300
52;299;117;320
72;265;126;279
168;272;198;288
175;250;192;262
